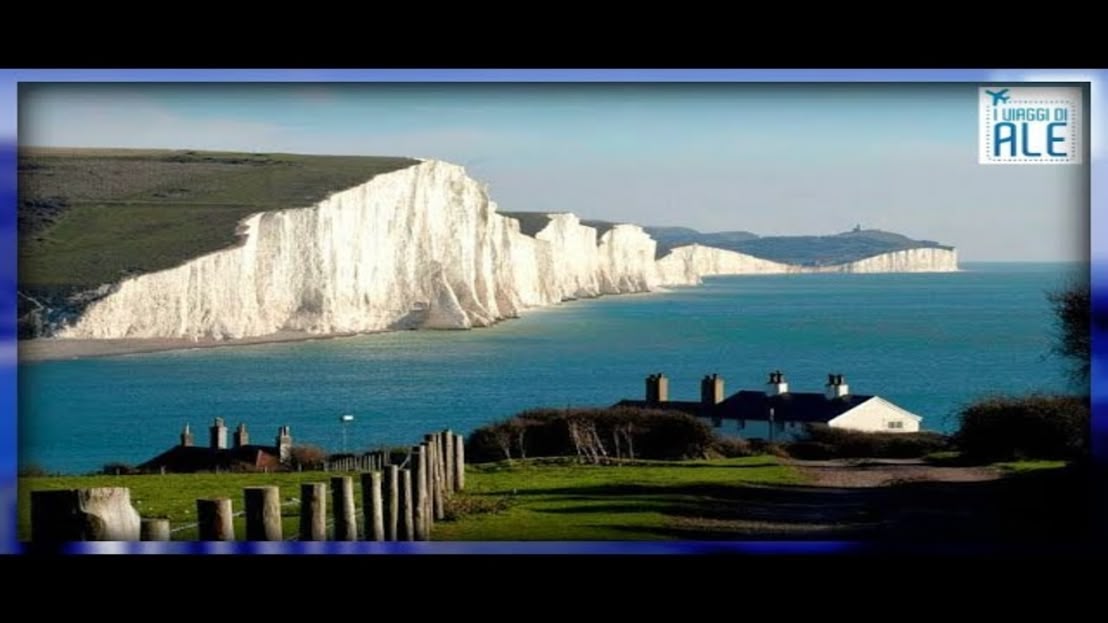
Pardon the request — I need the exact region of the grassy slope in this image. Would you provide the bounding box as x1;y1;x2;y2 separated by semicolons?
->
18;471;366;541
18;456;800;541
435;457;802;540
19;148;418;293
17;457;1072;542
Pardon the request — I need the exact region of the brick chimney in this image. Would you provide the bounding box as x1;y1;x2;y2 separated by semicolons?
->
700;373;724;406
766;370;789;396
825;373;850;399
179;423;193;448
209;417;227;450
233;423;249;448
645;373;669;404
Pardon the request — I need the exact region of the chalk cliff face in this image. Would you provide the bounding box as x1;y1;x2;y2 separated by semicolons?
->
60;161;671;340
655;244;802;285
805;247;959;273
655;244;960;283
59;160;958;341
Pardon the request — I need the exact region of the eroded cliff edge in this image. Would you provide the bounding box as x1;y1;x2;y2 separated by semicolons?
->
54;159;958;341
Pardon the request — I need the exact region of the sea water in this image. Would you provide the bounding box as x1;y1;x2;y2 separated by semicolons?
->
18;262;1086;474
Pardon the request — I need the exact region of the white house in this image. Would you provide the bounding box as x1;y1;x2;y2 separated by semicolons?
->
617;371;923;439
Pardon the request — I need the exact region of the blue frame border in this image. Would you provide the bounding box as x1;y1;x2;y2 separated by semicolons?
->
1;68;1102;555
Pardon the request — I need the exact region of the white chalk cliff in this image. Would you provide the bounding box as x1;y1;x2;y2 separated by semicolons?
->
804;247;959;273
59;160;958;340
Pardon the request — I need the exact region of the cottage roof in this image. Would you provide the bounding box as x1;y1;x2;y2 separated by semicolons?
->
138;445;281;473
615;391;876;423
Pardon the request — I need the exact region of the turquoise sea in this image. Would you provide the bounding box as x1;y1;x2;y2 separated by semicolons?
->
18;262;1086;475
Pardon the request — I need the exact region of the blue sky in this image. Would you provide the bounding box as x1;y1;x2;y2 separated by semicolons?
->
12;76;1096;262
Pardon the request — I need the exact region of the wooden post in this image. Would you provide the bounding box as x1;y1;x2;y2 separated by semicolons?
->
434;432;447;518
299;483;327;541
422;438;435;526
244;486;282;541
383;465;399;541
443;429;456;493
361;471;384;541
331;476;357;541
197;498;234;541
31;488;142;542
398;468;414;541
140;518;170;541
411;446;428;540
454;433;466;491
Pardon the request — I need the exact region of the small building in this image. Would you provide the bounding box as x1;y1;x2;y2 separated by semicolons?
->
616;371;922;440
138;419;293;473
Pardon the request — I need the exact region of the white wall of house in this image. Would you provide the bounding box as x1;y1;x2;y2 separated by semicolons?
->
716;419;807;442
827;397;922;433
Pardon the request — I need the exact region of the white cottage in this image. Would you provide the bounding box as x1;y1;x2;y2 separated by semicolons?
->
617;371;923;439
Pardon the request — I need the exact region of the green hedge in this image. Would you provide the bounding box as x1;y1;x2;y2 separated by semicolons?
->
466;407;718;463
955;394;1089;461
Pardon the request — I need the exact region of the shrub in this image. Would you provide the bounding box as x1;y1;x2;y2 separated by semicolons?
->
790;425;950;459
467;407;718;464
710;436;753;458
288;444;327;471
784;441;836;460
955;394;1089;461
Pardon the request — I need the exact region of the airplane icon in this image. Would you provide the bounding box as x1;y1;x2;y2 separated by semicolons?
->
986;88;1010;106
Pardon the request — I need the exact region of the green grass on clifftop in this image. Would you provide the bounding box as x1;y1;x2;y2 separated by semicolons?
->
19;148;418;292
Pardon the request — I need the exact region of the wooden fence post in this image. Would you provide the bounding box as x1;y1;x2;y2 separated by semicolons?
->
411;445;428;541
426;433;444;521
361;471;385;541
383;465;399;541
398;468;413;541
443;429;456;493
422;437;435;527
331;476;357;541
140;518;171;541
454;433;466;491
31;488;142;542
299;482;327;541
434;433;446;520
197;498;234;541
244;486;283;541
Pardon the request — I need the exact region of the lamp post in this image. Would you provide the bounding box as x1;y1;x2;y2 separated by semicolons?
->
768;407;775;443
340;414;354;454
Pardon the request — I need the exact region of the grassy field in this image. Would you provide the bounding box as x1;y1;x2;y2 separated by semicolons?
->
18;456;1078;542
18;456;801;541
19;147;417;291
435;457;803;540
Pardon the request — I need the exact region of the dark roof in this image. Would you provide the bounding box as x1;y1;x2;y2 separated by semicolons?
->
715;391;874;423
615;392;875;423
139;445;281;473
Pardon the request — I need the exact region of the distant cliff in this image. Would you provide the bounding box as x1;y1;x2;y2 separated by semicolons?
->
653;244;957;285
646;226;954;265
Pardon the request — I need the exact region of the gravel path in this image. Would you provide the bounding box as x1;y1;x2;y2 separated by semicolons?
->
788;458;1002;488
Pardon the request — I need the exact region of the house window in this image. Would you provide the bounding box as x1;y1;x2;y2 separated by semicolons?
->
887;421;904;430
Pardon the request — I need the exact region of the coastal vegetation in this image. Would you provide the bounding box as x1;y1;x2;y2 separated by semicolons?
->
465;408;721;464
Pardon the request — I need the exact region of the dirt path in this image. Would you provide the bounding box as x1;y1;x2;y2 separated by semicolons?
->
787;458;1002;488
